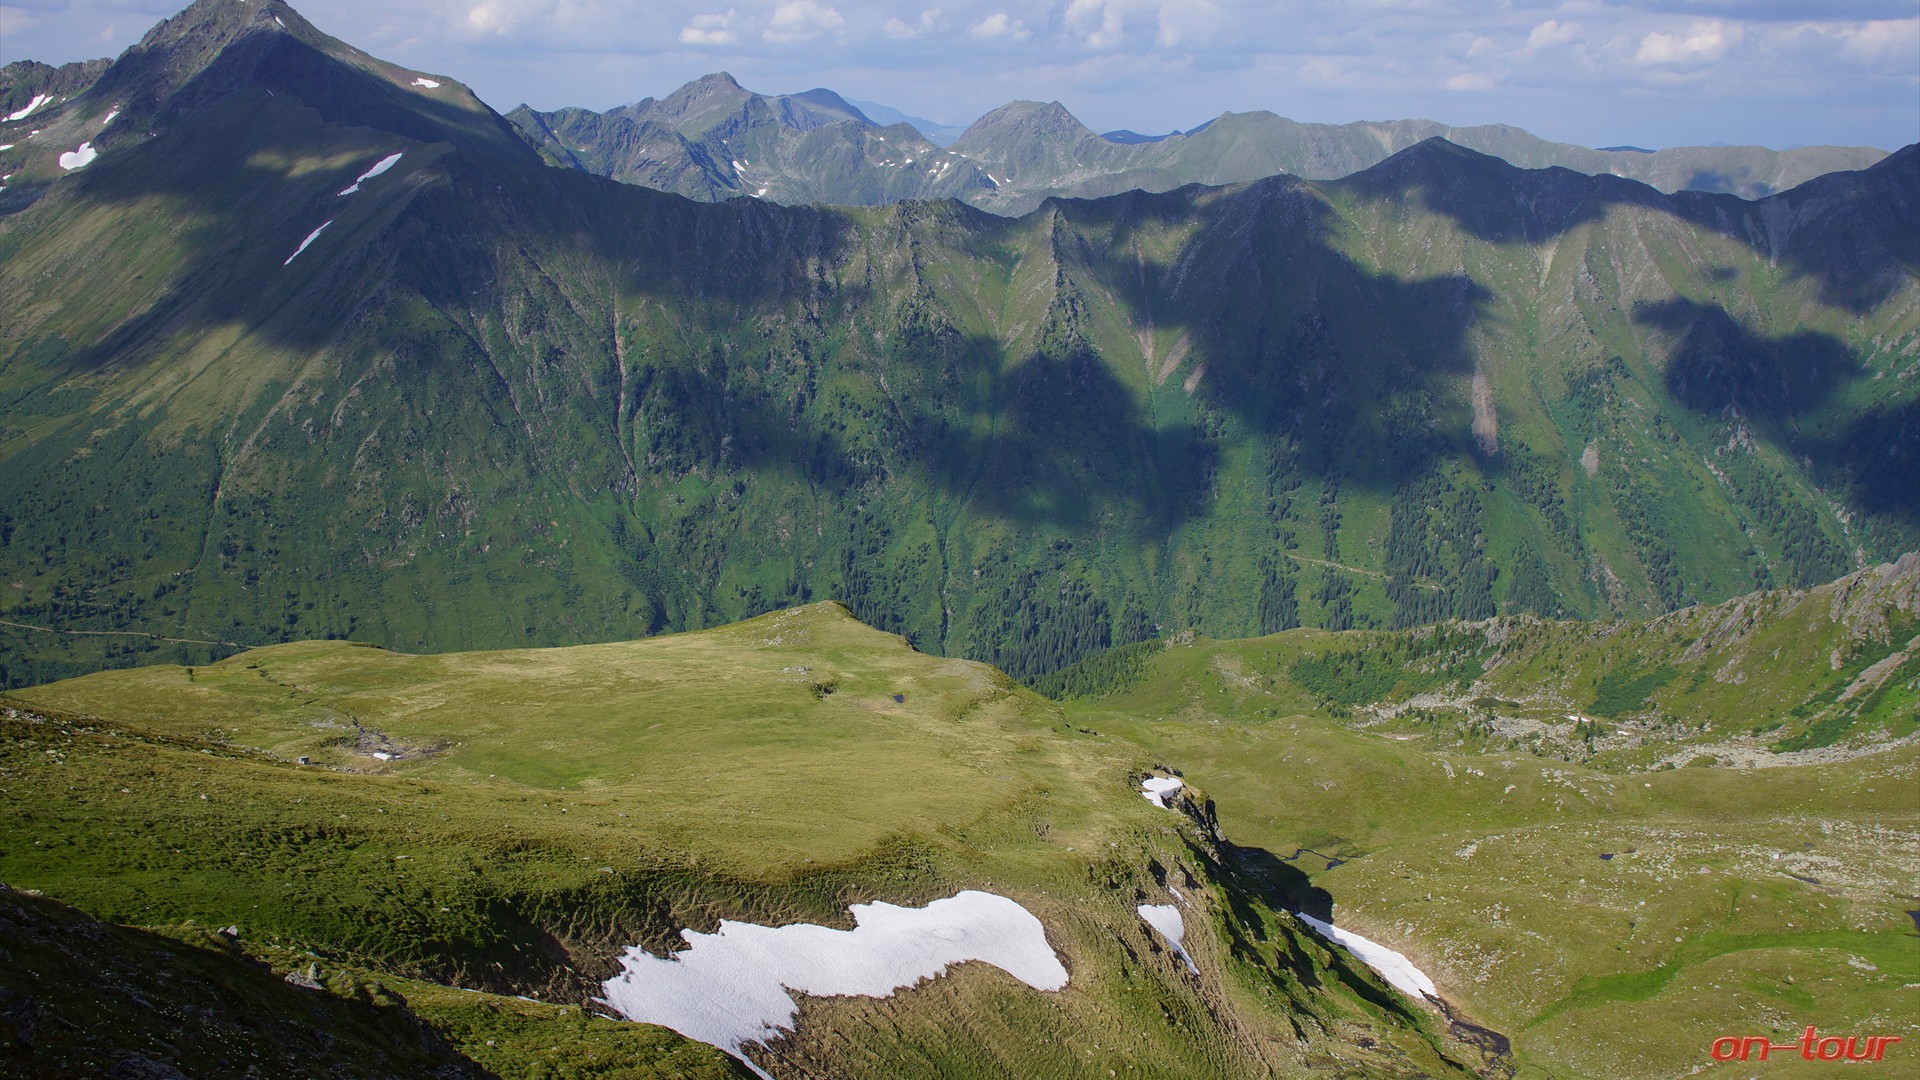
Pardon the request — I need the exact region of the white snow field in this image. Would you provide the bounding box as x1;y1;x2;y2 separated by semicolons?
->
1140;775;1183;808
337;151;402;195
283;220;332;265
600;890;1068;1078
6;94;51;122
1136;904;1198;975
1295;912;1437;1001
412;77;441;89
58;142;97;170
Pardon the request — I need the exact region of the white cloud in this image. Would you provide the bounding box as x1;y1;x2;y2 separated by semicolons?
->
1060;0;1221;50
1155;0;1222;48
464;2;514;36
680;10;737;45
1445;71;1496;91
1634;20;1740;66
0;6;40;38
1837;18;1920;62
1527;20;1581;49
460;0;560;38
1297;56;1364;89
970;12;1029;42
1067;0;1125;50
763;0;844;44
882;8;942;40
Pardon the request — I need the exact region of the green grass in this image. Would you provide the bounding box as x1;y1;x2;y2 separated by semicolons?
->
1588;664;1678;717
0;602;1489;1078
6;581;1916;1079
1038;572;1920;1080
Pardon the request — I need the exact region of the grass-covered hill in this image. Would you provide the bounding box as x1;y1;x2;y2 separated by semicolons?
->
4;575;1913;1078
1030;561;1919;1079
2;0;1917;691
1;601;1492;1079
1034;552;1920;767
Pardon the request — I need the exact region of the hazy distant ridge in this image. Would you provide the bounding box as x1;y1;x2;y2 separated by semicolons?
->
506;74;1889;212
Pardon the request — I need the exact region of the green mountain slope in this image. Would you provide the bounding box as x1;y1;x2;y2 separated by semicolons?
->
0;886;497;1078
1;0;1916;691
1035;562;1919;1080
1;602;1492;1079
1038;554;1920;764
5;571;1913;1079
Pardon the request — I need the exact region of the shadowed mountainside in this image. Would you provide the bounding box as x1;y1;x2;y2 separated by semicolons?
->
0;0;1915;691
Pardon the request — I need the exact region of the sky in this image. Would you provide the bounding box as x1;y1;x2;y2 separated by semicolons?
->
3;0;1916;150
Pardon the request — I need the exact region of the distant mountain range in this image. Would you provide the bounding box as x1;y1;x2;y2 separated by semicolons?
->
0;0;1914;695
848;98;966;145
502;74;1889;214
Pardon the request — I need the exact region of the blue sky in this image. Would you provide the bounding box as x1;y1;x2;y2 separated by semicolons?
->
4;0;1916;149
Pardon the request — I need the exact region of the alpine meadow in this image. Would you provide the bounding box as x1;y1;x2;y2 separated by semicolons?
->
0;1;1915;1078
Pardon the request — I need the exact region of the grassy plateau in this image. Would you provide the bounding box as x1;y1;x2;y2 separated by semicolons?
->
3;601;1492;1078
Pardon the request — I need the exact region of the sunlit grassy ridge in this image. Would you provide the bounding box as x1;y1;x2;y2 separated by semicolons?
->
22;603;1074;872
2;601;1485;1078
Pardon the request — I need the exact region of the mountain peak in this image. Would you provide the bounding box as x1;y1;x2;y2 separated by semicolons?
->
654;71;757;133
66;0;532;167
953;99;1094;152
1355;136;1520;183
785;87;871;126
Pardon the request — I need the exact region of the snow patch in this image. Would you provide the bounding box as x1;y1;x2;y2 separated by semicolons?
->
275;15;285;27
283;220;332;265
0;144;13;151
412;77;441;89
101;108;120;126
337;151;402;196
1137;905;1198;975
1296;912;1436;1001
600;890;1067;1078
6;94;51;123
57;142;97;170
1140;775;1183;808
